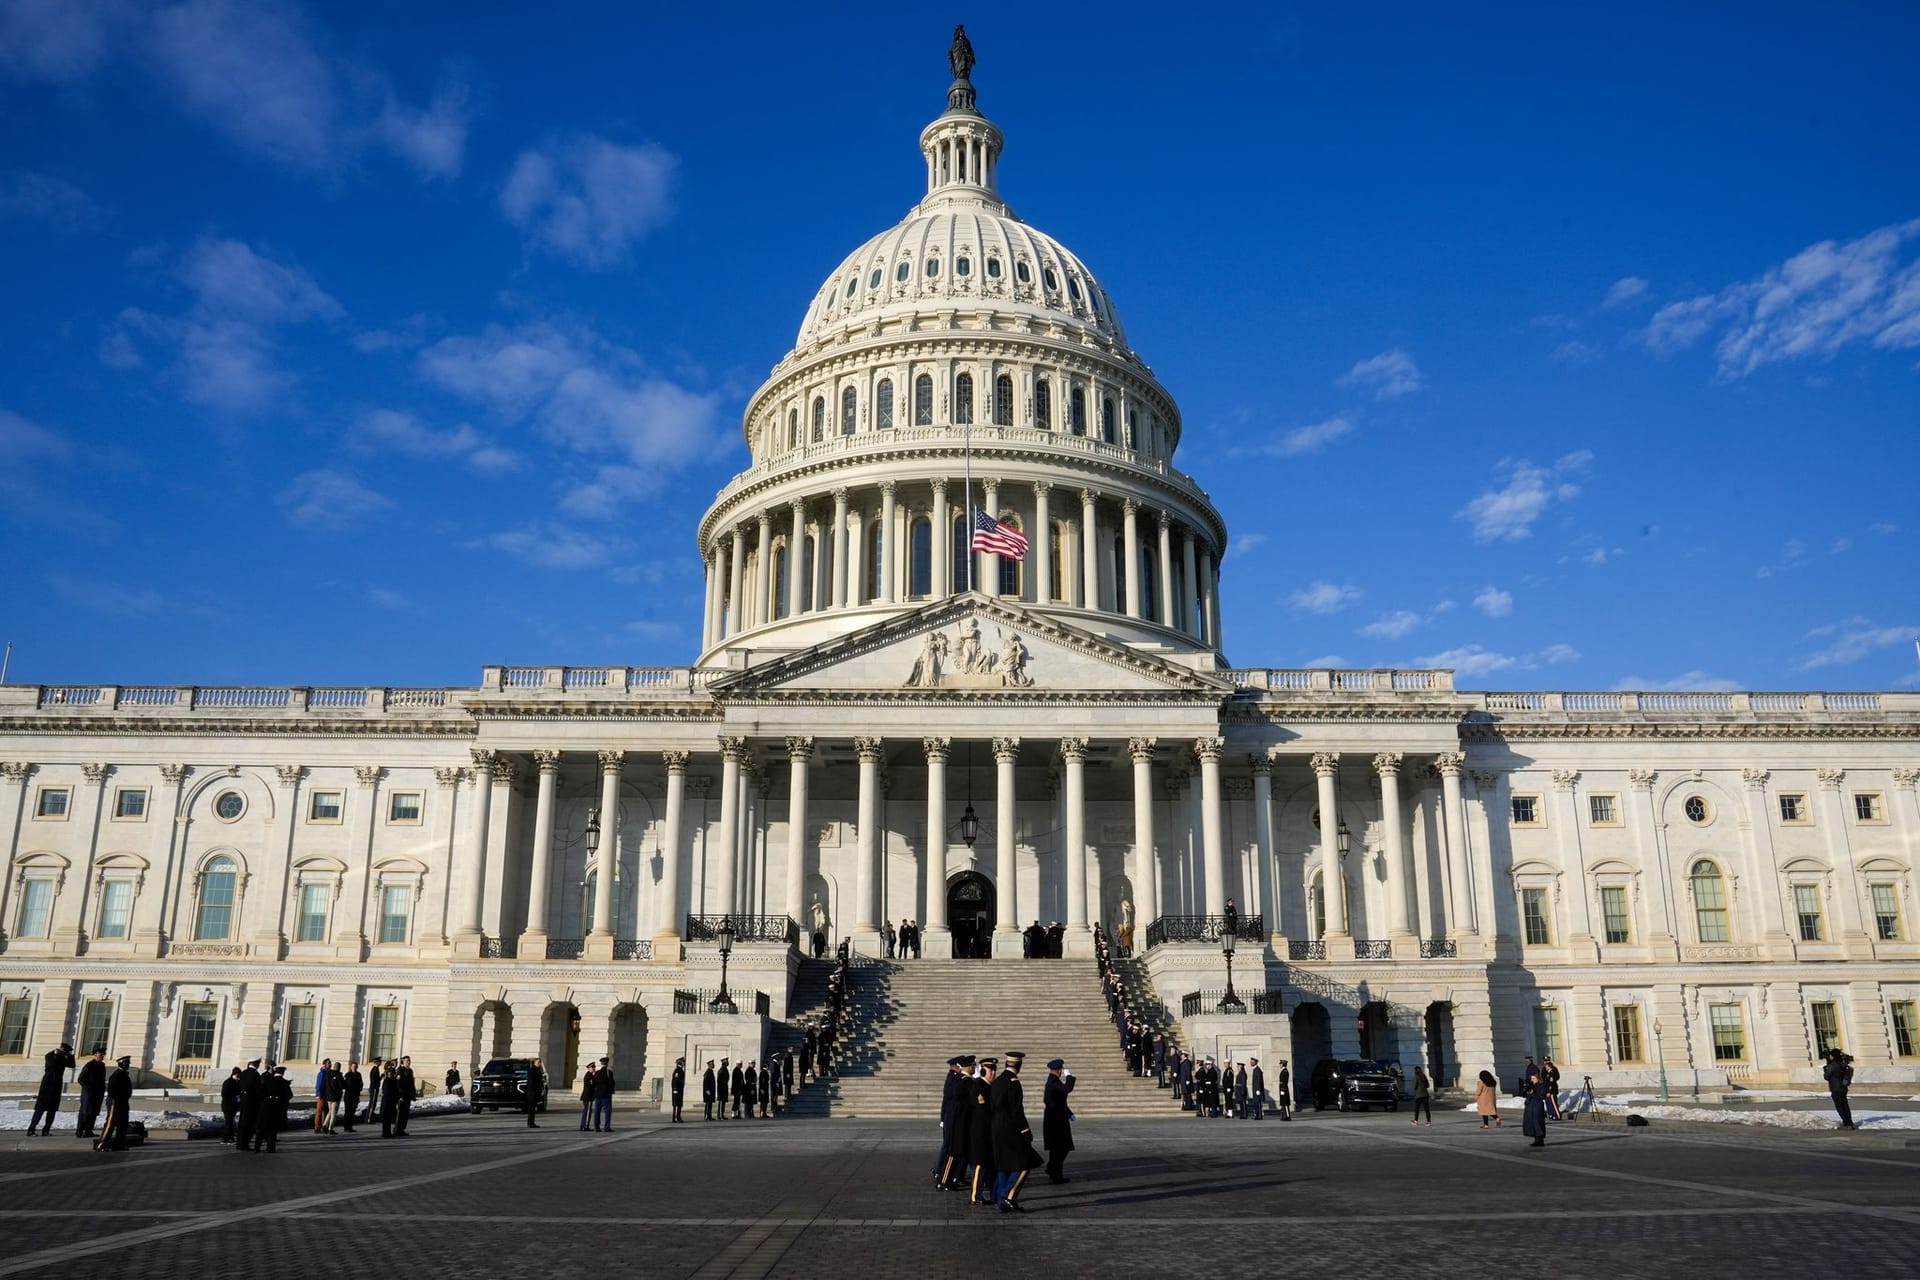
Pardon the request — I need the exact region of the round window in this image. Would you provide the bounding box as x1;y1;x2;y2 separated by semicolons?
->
868;268;882;289
215;791;245;821
955;256;971;276
925;258;940;278
986;258;1002;278
1684;795;1710;824
1043;268;1059;291
895;261;911;282
1015;261;1031;283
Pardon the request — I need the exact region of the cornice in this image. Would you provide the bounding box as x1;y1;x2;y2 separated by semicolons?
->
467;704;722;723
1465;720;1920;742
0;715;474;739
1224;704;1469;725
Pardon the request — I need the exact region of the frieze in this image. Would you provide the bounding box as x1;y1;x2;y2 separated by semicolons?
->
1;716;477;739
1462;721;1918;741
1680;944;1762;962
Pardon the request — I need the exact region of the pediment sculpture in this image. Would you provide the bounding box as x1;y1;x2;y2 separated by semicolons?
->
904;618;1033;689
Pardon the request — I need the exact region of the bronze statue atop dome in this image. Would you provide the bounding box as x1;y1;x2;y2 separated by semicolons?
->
949;24;975;81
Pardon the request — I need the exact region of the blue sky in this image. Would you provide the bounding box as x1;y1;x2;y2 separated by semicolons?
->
2;2;1917;691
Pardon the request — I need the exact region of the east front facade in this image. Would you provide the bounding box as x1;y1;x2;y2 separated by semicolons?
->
4;45;1917;1100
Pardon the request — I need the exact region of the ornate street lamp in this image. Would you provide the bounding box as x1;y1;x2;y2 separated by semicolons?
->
711;916;738;1015
584;807;601;855
1217;923;1245;1014
1652;1018;1669;1103
1336;819;1351;856
959;742;979;847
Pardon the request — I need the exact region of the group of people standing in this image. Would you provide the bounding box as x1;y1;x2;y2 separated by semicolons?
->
881;919;923;958
25;1043;135;1150
696;1052;796;1119
932;1050;1067;1212
1166;1052;1285;1120
224;1054;417;1147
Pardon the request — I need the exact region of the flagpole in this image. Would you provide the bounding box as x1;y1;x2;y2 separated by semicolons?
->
964;415;974;593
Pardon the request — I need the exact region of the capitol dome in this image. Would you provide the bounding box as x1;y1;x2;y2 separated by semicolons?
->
696;40;1228;667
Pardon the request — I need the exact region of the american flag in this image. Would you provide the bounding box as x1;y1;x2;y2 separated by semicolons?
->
971;508;1029;559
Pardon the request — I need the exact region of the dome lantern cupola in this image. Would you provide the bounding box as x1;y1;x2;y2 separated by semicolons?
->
919;24;1004;205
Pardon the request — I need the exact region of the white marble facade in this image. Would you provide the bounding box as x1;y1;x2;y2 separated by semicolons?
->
3;55;1917;1097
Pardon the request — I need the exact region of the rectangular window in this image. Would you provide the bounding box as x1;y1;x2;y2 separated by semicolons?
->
1510;794;1540;826
1810;1001;1843;1057
368;1005;400;1062
1794;884;1825;942
1777;793;1806;823
1708;1003;1747;1061
378;884;410;944
0;998;33;1056
1601;887;1631;944
1611;1004;1644;1063
1892;1001;1919;1058
80;999;115;1055
387;792;422;824
177;1001;218;1060
282;1004;317;1062
1521;887;1552;945
1852;793;1884;822
295;883;330;943
34;787;70;819
96;880;134;939
112;788;147;820
1587;794;1618;825
308;790;344;822
1870;883;1903;941
16;879;53;938
1531;1005;1563;1062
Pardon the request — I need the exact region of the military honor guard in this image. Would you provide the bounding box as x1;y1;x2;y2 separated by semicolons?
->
1042;1058;1075;1183
703;1060;717;1120
95;1056;134;1152
258;1065;293;1152
670;1057;687;1122
989;1051;1043;1213
26;1042;74;1136
75;1049;107;1139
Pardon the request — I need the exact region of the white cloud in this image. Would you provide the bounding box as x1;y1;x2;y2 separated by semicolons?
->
1551;340;1598;365
1473;586;1513;618
1456;452;1589;543
1754;538;1808;579
1870;521;1898;535
1336;348;1424;400
1611;671;1743;693
1226;533;1267;559
0;170;102;231
1644;218;1920;378
1415;644;1516;677
624;619;680;642
1536;643;1580;665
277;468;394;531
0;0;129;83
477;524;620;570
1830;536;1853;555
368;587;410;611
1300;654;1348;669
501;135;677;269
1359;610;1424;640
1798;618;1919;670
347;408;515;473
0;406;75;463
1288;581;1362;614
1256;415;1353;457
1602;276;1649;308
47;575;176;619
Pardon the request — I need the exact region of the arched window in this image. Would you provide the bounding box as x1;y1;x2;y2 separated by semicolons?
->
951;512;971;592
196;856;238;941
1310;872;1326;941
811;397;825;443
876;379;894;429
801;534;816;612
787;408;798;449
1070;387;1087;436
1691;859;1730;942
998;513;1023;596
772;544;789;619
954;373;973;426
1101;397;1116;444
993;374;1013;426
840;386;857;435
914;374;934;426
865;521;883;601
1141;551;1157;622
1126;409;1139;450
1048;522;1066;602
909;518;932;596
1033;378;1051;430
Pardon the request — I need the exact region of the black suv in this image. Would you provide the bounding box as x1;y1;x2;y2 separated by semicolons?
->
470;1058;549;1113
1310;1058;1401;1111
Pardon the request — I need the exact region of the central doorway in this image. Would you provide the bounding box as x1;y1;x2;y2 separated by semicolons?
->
947;870;995;958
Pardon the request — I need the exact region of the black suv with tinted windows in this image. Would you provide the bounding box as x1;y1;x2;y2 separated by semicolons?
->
1309;1058;1401;1111
470;1058;549;1113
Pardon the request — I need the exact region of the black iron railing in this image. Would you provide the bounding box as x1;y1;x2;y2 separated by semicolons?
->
1144;914;1265;948
1354;939;1393;959
1288;940;1326;961
1418;938;1458;959
479;936;514;959
614;939;652;960
545;938;585;959
685;915;798;944
672;988;770;1016
1180;989;1285;1017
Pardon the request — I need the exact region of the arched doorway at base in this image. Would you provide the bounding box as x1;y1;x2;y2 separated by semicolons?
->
1426;1002;1457;1087
947;870;994;958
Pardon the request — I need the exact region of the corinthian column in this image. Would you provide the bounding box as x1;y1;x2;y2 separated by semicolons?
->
727;524;747;636
923;737;950;944
453;748;496;953
993;736;1021;953
879;481;898;603
831;488;851;608
591;750;623;938
784;738;813;929
930;479;950;597
1033;482;1053;604
1129;737;1158;930
1435;752;1474;936
520;750;561;954
1121;499;1142;618
1196;737;1226;915
787;499;807;618
715;737;746;920
1375;753;1413;942
656;751;689;952
1156;511;1175;625
1312;752;1347;943
1079;489;1099;610
1250;751;1276;942
753;513;773;626
1062;737;1090;952
853;737;884;944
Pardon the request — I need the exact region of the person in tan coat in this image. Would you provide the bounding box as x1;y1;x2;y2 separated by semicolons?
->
1474;1069;1503;1128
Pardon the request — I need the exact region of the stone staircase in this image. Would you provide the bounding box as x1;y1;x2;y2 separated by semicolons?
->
776;957;1183;1118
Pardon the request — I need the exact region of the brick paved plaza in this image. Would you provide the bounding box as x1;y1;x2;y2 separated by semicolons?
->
3;1109;1917;1279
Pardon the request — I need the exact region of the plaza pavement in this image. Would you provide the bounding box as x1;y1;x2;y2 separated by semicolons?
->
1;1106;1916;1278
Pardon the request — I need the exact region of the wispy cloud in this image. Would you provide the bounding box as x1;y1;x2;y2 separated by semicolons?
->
1359;610;1424;640
1798;618;1919;670
1551;340;1598;366
1644;218;1920;378
1457;451;1590;543
1336;348;1424;400
476;523;622;570
502;135;677;270
1473;586;1513;618
1252;415;1353;458
0;170;103;232
1288;581;1362;614
1611;671;1743;692
1602;276;1649;309
347;408;517;473
1415;644;1516;677
1226;533;1268;559
1300;654;1348;669
277;468;394;531
1755;538;1808;579
368;587;411;611
1870;521;1898;536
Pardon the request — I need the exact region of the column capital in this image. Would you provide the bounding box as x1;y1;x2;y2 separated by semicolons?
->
992;736;1021;763
1058;736;1089;763
929;477;948;496
1156;508;1172;531
1122;497;1140;516
661;750;691;774
756;510;772;530
832;486;850;503
1127;736;1158;763
81;761;111;784
1550;767;1578;791
786;736;816;764
1032;478;1051;496
983;477;999;498
1891;766;1919;790
1079;487;1097;508
532;749;562;772
1309;750;1340;777
470;748;499;772
597;749;627;774
1628;767;1657;790
354;765;384;789
1432;751;1464;777
1741;766;1770;790
433;767;465;790
732;521;751;543
921;736;951;763
1247;751;1272;776
0;761;36;784
718;736;751;765
158;763;191;784
1373;752;1405;777
492;760;519;787
879;480;897;498
271;764;303;787
1816;767;1846;790
854;736;885;763
789;496;805;513
1194;735;1225;764
1469;770;1498;790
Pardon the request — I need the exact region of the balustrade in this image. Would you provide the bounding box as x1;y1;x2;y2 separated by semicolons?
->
685;915;798;944
1144;914;1265;948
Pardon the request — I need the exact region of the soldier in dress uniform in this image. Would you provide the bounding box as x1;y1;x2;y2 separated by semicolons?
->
95;1056;134;1152
990;1051;1041;1212
235;1058;265;1151
75;1049;108;1139
934;1055;969;1189
219;1066;243;1143
703;1061;717;1120
730;1060;747;1118
1042;1058;1076;1184
26;1042;74;1136
258;1065;293;1152
393;1055;417;1135
716;1057;730;1117
1275;1059;1293;1121
670;1057;687;1122
340;1060;363;1132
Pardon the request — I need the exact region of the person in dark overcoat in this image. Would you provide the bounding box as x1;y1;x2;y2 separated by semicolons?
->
1250;1060;1267;1120
258;1065;292;1152
235;1059;265;1150
1521;1062;1548;1148
525;1057;546;1127
365;1060;383;1123
730;1061;747;1118
989;1052;1042;1212
964;1059;997;1204
743;1061;758;1120
75;1049;108;1138
379;1059;402;1137
27;1042;75;1135
716;1057;730;1117
393;1056;417;1135
340;1061;363;1132
1042;1058;1076;1184
1275;1060;1293;1120
934;1056;968;1188
219;1066;243;1143
95;1056;134;1151
670;1057;686;1122
703;1061;717;1120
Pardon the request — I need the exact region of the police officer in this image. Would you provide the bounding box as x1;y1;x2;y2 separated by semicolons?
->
259;1065;293;1152
670;1057;687;1122
95;1056;134;1152
219;1066;243;1143
340;1060;363;1132
75;1049;108;1139
393;1055;417;1135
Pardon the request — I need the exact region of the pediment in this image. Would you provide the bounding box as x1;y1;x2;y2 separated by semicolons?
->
709;593;1231;701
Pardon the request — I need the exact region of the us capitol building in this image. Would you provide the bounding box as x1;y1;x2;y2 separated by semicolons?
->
4;42;1917;1100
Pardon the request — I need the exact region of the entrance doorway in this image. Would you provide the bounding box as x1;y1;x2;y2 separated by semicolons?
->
1358;1001;1391;1061
947;870;995;958
543;1003;581;1087
1426;1002;1457;1087
1290;1001;1331;1108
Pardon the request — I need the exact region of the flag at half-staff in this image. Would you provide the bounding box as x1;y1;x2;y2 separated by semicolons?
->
971;508;1029;559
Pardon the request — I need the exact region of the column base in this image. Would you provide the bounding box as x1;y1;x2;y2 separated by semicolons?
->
583;932;615;962
1321;932;1356;962
651;932;683;962
519;927;549;961
1062;926;1096;959
450;929;485;960
849;927;882;957
993;929;1024;959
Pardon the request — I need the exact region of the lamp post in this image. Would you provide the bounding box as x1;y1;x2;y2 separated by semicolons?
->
1217;924;1245;1014
711;916;738;1015
1652;1018;1669;1103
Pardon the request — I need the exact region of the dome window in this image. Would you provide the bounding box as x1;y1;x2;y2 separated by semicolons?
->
876;379;895;430
955;256;971;277
845;277;857;299
954;373;974;426
811;396;826;443
925;257;940;279
869;268;883;290
993;374;1013;426
986;257;1002;279
1015;261;1031;284
1043;268;1059;292
914;374;934;426
788;408;799;449
896;261;911;282
841;386;857;435
1068;277;1082;301
1069;387;1087;436
1033;378;1051;430
1101;397;1116;444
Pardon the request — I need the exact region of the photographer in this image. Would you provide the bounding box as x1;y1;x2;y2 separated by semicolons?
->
1822;1048;1856;1130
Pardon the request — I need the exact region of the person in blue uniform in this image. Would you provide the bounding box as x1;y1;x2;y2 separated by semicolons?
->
75;1049;107;1139
670;1057;687;1122
934;1055;968;1188
989;1051;1042;1212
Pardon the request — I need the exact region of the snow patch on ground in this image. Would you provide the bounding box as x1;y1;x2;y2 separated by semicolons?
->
1595;1102;1920;1131
2;1094;471;1133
